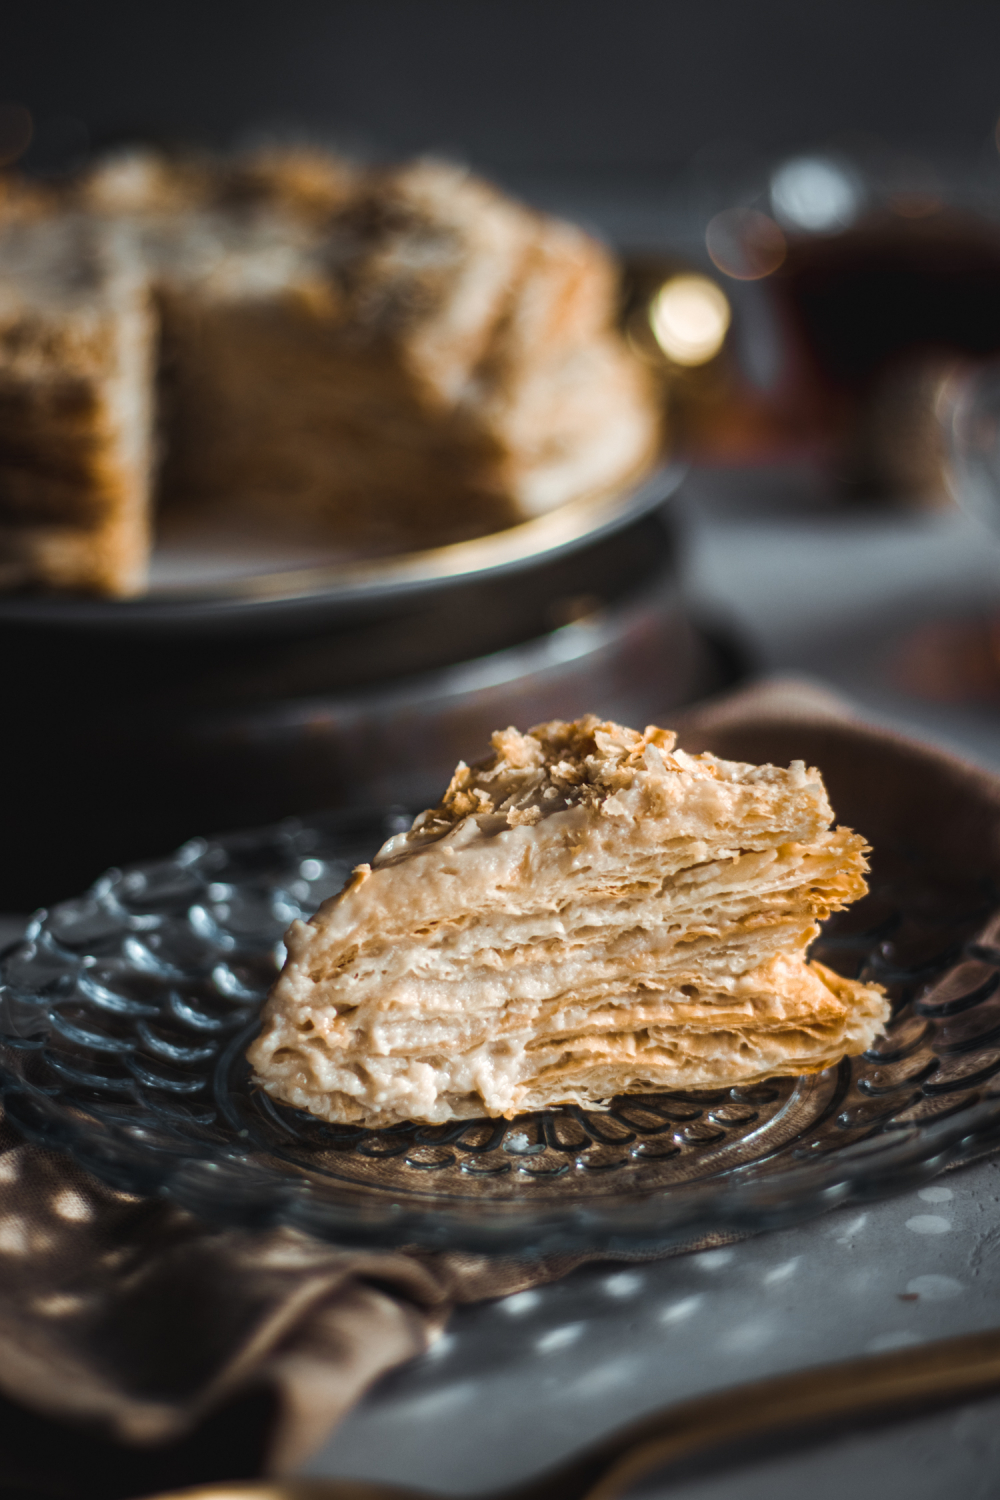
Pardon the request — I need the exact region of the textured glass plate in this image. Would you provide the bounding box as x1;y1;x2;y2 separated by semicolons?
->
2;811;1000;1257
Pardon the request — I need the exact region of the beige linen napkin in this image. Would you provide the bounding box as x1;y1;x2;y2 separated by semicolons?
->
2;677;1000;1500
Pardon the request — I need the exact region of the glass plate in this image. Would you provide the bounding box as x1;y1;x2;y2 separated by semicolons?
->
2;812;999;1258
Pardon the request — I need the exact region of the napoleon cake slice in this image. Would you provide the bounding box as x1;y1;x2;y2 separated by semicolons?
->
248;717;888;1128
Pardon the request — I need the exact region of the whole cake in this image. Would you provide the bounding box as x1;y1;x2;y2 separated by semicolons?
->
0;150;660;594
248;717;889;1128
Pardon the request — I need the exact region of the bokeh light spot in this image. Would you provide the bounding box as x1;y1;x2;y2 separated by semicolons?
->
51;1188;92;1223
0;1216;30;1255
705;208;786;281
770;156;861;232
649;273;731;365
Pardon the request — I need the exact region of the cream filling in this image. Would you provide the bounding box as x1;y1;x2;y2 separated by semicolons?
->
253;957;888;1127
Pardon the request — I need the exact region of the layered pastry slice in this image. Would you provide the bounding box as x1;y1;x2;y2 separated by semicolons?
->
248;717;889;1127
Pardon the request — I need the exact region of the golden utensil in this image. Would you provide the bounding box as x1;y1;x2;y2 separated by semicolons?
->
142;1324;1000;1500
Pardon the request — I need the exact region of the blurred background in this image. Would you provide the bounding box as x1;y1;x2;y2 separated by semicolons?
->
6;0;1000;905
4;0;1000;183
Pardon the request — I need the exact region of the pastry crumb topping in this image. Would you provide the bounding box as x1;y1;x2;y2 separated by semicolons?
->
370;717;820;868
409;716;686;838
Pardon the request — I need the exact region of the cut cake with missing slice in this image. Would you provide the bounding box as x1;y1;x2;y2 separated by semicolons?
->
248;716;889;1128
0;150;659;592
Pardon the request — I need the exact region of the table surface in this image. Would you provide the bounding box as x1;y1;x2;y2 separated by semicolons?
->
300;468;1000;1498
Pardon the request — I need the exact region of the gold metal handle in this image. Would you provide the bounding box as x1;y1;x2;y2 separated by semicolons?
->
574;1326;1000;1500
137;1325;1000;1500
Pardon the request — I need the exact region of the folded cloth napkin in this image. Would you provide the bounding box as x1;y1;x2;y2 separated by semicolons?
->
2;676;1000;1500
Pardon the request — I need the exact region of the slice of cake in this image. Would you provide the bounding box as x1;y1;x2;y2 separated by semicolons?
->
0;210;155;594
248;717;888;1128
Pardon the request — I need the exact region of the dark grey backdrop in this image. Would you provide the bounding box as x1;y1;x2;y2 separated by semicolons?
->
2;1;999;178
